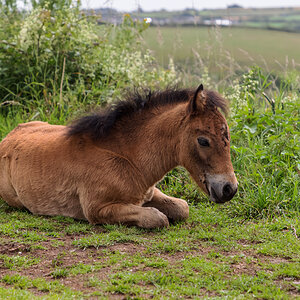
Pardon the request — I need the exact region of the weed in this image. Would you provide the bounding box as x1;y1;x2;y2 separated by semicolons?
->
51;268;70;279
51;252;66;267
0;254;40;270
73;231;139;249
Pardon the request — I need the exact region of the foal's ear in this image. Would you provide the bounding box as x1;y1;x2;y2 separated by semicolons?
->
187;84;206;114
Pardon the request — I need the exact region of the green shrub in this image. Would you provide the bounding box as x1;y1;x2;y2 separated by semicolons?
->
219;67;299;217
229;100;300;217
0;6;176;114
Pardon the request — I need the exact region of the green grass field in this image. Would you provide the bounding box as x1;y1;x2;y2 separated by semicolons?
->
143;26;300;72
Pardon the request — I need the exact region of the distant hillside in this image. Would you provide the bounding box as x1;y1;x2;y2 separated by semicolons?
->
87;6;300;32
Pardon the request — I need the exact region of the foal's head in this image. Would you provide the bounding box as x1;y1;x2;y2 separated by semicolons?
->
179;84;238;203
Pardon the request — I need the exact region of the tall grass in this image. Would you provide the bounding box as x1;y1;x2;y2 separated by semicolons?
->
229;98;299;218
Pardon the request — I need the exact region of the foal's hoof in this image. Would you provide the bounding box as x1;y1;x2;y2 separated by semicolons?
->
138;207;169;229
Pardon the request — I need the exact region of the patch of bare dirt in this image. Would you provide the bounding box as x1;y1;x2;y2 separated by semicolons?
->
107;243;146;255
237;238;263;246
0;243;31;254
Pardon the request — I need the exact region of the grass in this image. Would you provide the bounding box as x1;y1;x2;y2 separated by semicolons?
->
0;198;299;298
143;26;300;72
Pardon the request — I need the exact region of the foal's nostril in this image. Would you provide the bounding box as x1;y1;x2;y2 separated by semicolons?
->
223;183;233;198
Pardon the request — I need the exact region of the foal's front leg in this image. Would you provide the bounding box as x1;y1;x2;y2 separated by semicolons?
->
89;203;169;229
143;188;189;222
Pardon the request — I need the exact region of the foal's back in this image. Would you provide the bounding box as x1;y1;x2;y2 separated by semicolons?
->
0;121;85;218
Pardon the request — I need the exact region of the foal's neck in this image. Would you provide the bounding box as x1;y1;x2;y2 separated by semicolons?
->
109;103;186;188
134;104;186;186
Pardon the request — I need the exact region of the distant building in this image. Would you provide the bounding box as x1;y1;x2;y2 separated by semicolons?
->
204;19;233;26
227;4;243;9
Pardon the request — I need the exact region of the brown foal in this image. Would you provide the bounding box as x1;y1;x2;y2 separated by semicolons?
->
0;85;238;228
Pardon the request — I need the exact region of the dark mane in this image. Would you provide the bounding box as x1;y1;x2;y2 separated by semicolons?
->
205;90;228;116
67;87;228;140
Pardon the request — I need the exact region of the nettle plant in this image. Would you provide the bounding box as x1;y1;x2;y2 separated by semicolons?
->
0;6;177;108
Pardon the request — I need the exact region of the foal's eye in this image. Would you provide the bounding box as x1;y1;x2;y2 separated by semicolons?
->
197;137;210;147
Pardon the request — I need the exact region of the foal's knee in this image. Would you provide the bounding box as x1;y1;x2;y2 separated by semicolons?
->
137;207;169;228
169;198;189;222
144;195;189;223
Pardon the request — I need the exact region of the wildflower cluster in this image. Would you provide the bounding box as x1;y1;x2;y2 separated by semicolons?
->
227;66;299;115
225;79;246;114
224;68;261;115
241;66;261;94
18;6;98;51
198;67;212;89
100;49;176;102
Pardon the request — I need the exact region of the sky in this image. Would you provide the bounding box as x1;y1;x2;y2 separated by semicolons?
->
81;0;300;11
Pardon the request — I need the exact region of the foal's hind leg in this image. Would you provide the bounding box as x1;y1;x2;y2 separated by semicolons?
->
143;188;189;222
88;203;169;229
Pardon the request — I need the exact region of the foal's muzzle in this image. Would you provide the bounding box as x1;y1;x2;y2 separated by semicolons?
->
206;174;238;203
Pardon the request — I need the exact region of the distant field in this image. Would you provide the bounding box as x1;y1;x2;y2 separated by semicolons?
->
142;26;300;72
134;7;300;32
